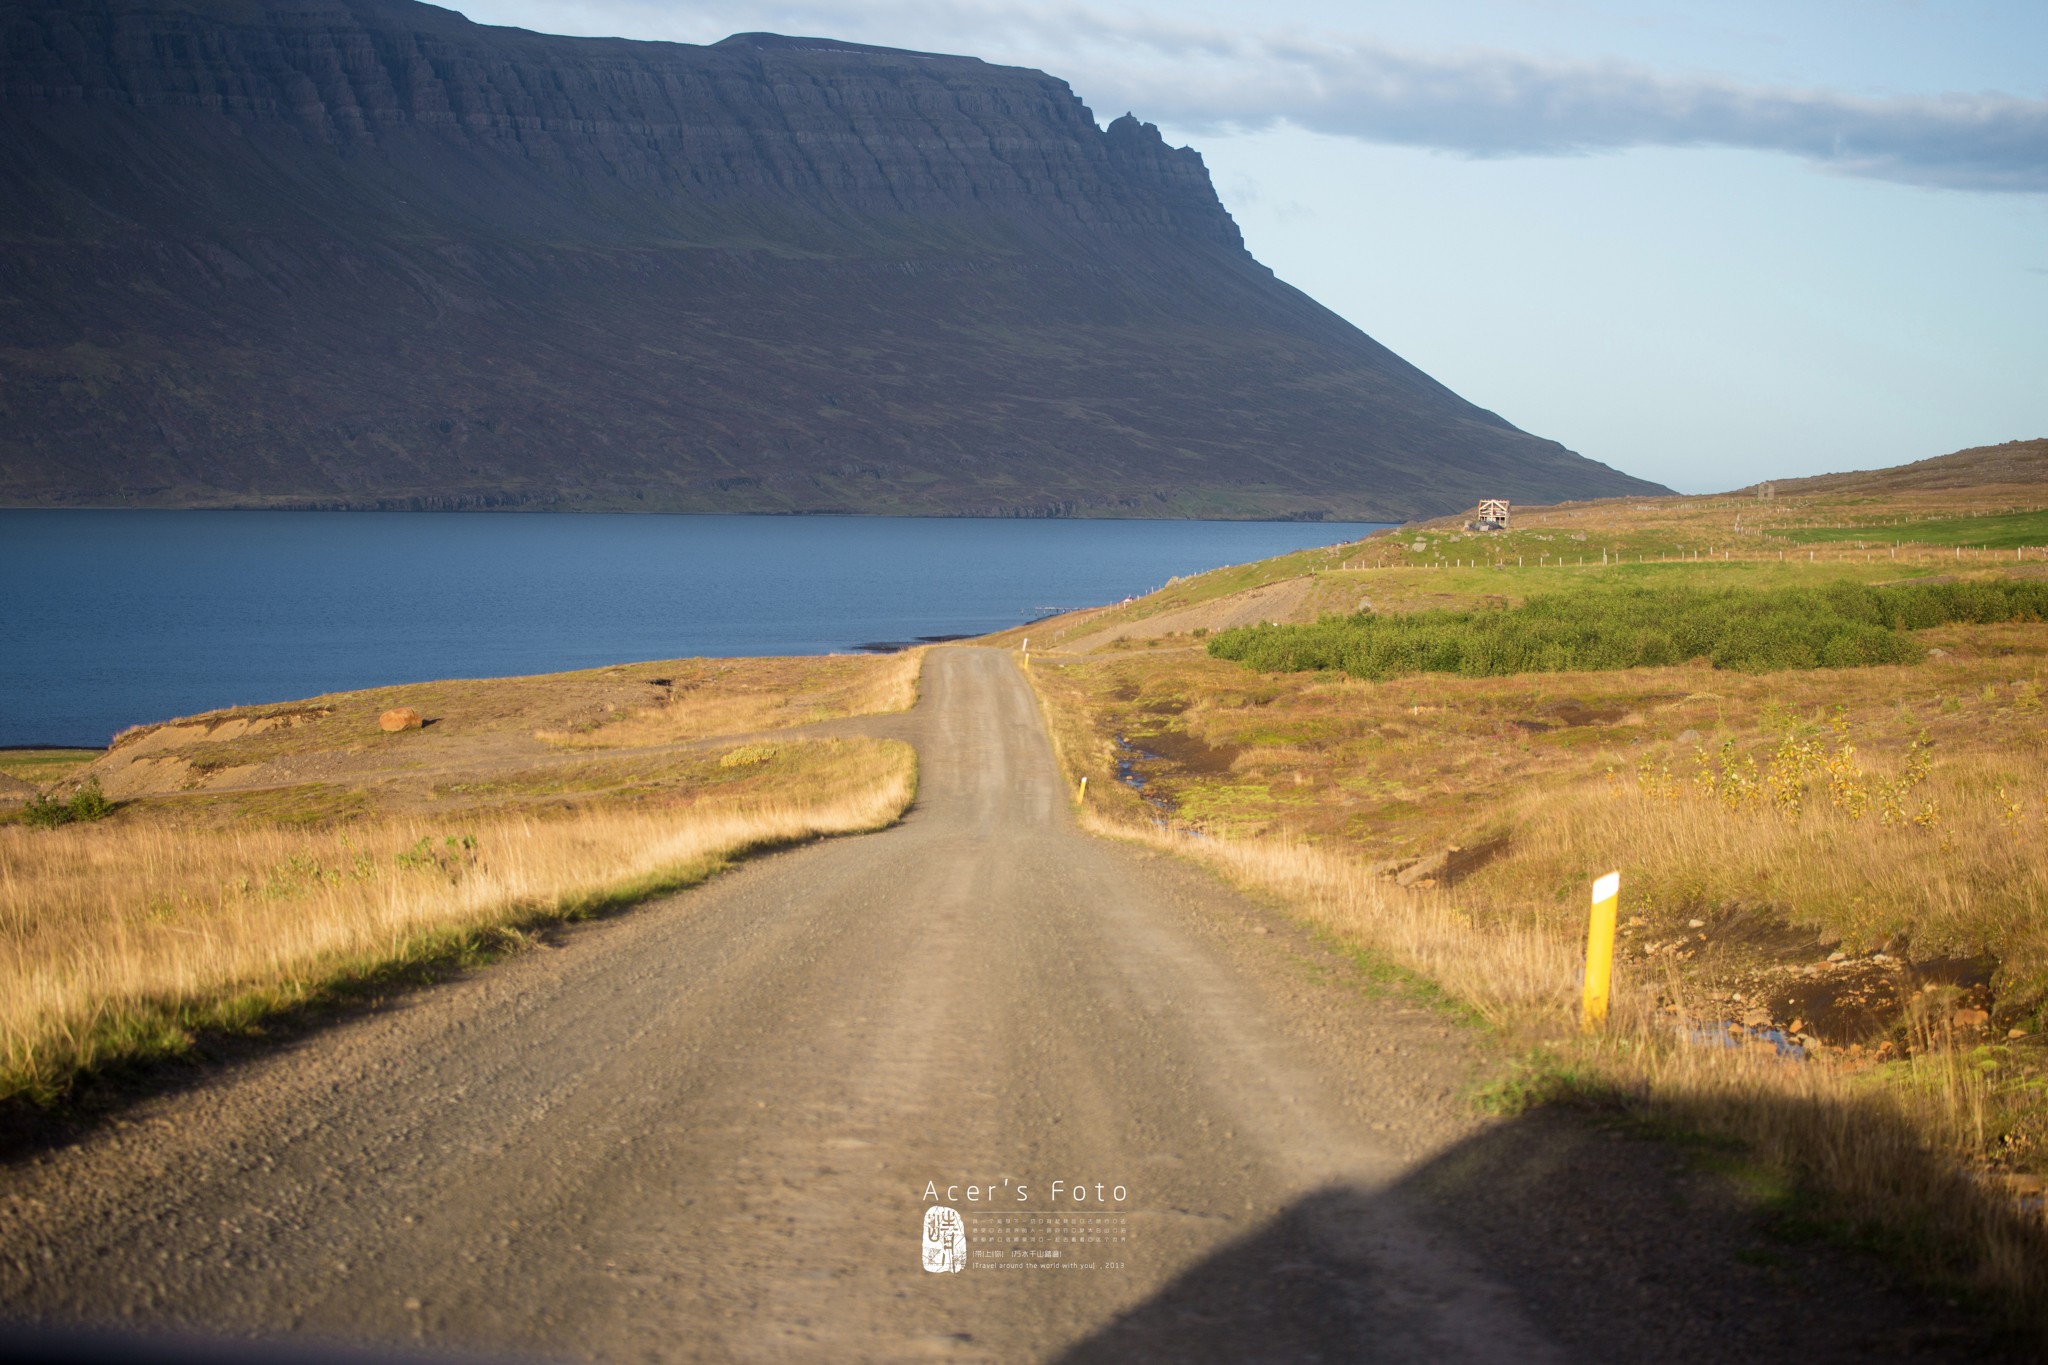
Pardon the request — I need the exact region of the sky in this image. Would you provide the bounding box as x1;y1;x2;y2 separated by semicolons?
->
452;1;2046;493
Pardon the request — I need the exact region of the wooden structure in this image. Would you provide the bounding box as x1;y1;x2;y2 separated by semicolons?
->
1476;498;1510;528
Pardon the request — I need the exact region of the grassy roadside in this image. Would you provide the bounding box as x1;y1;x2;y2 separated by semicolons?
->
0;651;928;1106
1017;555;2048;1332
0;737;918;1106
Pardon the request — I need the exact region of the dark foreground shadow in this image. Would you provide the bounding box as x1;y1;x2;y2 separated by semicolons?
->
1;1102;2035;1363
1059;1105;2038;1365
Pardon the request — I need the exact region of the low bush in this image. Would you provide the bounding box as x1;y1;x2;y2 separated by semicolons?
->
1208;578;2048;680
20;778;114;830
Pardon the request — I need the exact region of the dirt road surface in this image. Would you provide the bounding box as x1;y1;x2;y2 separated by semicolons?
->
0;650;2013;1362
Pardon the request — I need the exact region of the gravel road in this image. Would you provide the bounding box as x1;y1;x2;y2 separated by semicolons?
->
0;650;2018;1362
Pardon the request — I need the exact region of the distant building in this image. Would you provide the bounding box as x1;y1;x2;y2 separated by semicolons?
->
1469;498;1510;531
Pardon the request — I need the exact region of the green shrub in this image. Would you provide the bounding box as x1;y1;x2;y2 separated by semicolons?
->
20;778;115;829
66;777;113;822
1207;579;2048;681
20;792;68;829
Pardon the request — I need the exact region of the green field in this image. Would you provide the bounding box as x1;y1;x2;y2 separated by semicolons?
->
0;749;101;784
1207;576;2048;680
1779;507;2048;549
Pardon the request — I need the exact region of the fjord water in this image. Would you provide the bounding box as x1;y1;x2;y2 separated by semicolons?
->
1;511;1388;747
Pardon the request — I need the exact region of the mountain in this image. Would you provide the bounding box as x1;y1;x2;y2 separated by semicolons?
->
0;0;1670;518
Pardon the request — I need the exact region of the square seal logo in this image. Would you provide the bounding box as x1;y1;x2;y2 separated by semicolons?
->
922;1205;967;1273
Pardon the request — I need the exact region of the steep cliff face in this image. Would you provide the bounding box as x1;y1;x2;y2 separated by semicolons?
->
0;0;1667;516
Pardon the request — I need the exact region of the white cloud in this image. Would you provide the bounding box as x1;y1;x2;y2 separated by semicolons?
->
466;1;2048;193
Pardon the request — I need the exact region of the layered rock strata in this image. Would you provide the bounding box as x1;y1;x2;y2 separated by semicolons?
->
0;0;1668;516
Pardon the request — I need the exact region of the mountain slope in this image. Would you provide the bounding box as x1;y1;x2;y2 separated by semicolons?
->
0;0;1669;517
1747;439;2048;498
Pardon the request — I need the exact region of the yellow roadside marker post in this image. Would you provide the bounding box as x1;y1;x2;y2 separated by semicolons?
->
1582;871;1621;1031
1078;776;1088;801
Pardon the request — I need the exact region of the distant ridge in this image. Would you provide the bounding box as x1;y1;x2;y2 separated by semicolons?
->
1740;440;2048;497
0;0;1670;518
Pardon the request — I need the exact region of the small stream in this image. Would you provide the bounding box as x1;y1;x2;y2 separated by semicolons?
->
1116;732;1214;838
1114;733;1173;812
1683;1020;1809;1061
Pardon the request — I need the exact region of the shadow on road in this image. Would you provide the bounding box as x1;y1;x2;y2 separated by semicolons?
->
1059;1106;2032;1364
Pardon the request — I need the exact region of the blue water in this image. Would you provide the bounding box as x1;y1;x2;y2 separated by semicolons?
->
0;511;1389;747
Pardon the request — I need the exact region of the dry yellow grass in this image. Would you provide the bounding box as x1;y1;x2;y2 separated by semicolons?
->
55;650;926;815
1063;801;2048;1321
0;737;916;1102
1083;810;1577;1028
1021;599;2048;1323
1497;740;2048;989
1004;460;2048;1318
536;649;923;748
1029;623;2048;991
